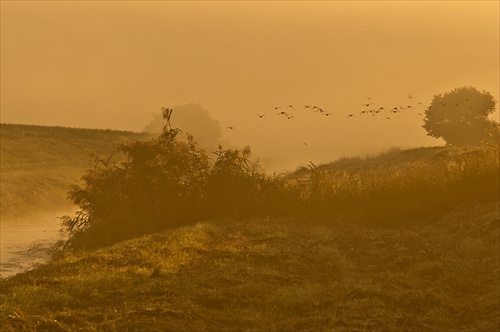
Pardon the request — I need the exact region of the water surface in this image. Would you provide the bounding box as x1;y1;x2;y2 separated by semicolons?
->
0;209;72;278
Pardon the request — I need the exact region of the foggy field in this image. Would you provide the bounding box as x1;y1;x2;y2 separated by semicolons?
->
1;123;499;331
1;1;499;330
1;203;498;331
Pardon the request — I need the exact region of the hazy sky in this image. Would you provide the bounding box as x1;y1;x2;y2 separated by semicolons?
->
1;1;499;170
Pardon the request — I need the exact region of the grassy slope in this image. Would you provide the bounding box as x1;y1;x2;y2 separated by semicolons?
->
1;124;498;330
0;202;498;331
0;123;151;217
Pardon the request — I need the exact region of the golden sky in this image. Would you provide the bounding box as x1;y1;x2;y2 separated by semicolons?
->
1;1;499;170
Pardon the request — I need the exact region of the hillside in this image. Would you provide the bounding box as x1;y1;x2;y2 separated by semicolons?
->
1;123;499;330
292;145;494;178
0;201;498;331
0;123;152;217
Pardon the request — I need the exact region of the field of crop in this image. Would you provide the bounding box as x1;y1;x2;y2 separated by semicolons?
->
0;123;151;217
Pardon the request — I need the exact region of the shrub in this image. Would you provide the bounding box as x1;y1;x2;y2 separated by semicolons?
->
61;109;296;250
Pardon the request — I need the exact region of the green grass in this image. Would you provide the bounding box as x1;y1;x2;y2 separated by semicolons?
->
0;202;498;331
0;123;151;217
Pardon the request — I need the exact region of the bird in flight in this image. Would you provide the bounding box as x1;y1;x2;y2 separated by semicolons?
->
287;115;295;119
227;126;235;130
362;103;374;107
256;114;266;118
347;114;356;119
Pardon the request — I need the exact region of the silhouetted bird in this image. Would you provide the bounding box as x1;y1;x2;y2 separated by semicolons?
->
256;114;266;118
362;103;374;107
227;126;235;130
347;114;355;118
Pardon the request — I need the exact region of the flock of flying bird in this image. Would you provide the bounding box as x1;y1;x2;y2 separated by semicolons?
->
226;94;429;132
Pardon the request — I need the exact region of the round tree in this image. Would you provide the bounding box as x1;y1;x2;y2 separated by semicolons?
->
422;86;498;146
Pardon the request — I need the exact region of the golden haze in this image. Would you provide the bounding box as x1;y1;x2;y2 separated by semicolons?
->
1;1;498;170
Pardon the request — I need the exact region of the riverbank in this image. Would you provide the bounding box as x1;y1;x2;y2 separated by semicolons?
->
0;123;151;218
1;201;498;331
0;209;74;279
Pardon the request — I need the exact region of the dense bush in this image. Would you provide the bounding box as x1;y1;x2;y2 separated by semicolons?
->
61;109;299;250
61;109;499;250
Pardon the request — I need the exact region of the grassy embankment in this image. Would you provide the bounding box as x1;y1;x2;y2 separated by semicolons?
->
0;124;498;330
0;123;151;217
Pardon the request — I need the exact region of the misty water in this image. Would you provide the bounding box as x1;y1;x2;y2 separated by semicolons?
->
0;209;71;279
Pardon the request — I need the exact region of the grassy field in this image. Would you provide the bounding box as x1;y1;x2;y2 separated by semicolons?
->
0;123;151;217
1;124;498;330
0;201;498;331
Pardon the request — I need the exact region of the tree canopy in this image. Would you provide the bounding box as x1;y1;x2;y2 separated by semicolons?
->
422;86;498;146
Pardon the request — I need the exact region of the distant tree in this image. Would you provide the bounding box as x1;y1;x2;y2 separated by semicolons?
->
143;103;224;150
422;86;498;146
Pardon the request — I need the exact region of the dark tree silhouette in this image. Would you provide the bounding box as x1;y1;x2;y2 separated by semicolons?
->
422;86;498;146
